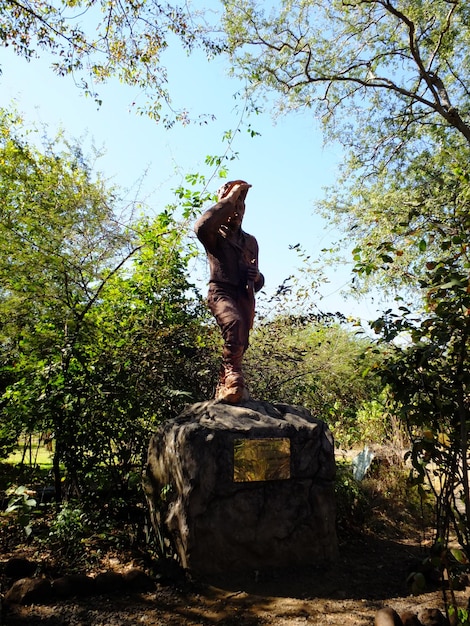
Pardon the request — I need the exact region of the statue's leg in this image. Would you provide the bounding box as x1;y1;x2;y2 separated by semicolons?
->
213;341;247;402
222;293;255;402
208;286;254;403
223;346;244;378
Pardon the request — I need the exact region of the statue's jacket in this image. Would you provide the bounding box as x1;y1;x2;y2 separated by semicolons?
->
194;196;264;293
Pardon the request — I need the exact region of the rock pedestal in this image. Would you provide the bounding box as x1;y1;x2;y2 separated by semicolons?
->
145;399;338;575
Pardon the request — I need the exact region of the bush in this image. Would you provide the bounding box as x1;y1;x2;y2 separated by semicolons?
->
335;453;432;540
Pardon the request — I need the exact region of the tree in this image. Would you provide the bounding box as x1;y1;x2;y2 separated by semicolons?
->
244;313;383;447
221;0;470;289
0;0;221;123
373;238;470;591
0;107;136;490
221;1;470;588
0;109;217;507
323;132;470;297
222;0;470;155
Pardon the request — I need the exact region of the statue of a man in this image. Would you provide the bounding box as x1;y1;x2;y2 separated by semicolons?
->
194;180;264;403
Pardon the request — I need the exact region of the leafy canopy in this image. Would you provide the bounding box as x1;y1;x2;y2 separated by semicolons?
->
0;108;218;502
1;0;222;123
221;0;470;294
222;0;470;159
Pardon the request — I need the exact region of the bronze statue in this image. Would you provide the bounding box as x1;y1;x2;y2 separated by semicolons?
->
194;180;264;403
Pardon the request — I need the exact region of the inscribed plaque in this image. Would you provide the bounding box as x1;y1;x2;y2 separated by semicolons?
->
233;438;291;482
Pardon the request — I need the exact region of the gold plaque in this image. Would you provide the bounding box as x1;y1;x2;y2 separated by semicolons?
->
233;438;291;482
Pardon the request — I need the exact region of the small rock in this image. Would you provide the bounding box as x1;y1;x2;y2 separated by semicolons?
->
52;574;96;598
375;607;403;626
123;568;155;592
94;571;125;594
4;557;37;580
4;577;52;605
400;611;422;626
418;608;448;626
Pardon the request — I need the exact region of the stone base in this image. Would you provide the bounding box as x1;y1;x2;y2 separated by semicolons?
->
145;399;338;575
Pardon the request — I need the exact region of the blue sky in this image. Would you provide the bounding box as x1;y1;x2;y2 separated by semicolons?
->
0;41;389;322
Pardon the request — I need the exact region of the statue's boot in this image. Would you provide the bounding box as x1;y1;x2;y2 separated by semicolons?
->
215;345;249;403
220;369;247;403
214;364;226;400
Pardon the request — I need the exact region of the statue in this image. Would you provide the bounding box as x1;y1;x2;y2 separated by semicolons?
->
194;180;264;403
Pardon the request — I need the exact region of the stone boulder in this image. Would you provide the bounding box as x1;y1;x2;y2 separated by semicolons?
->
4;557;37;580
4;577;52;606
51;574;96;598
145;399;338;575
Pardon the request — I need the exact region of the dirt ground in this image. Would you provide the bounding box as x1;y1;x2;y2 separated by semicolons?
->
3;450;468;626
4;529;468;626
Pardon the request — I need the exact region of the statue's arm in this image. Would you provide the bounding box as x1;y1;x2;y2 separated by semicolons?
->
246;237;264;292
254;270;265;292
194;198;234;249
194;182;249;249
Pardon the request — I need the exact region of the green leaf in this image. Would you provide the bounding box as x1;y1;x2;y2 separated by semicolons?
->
450;548;468;564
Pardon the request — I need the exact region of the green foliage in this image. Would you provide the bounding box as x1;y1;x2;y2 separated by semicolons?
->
0;109;217;509
48;503;87;558
4;485;37;537
223;0;470;166
355;390;407;448
334;461;367;534
355;400;387;444
323;137;470;295
368;201;470;600
245;314;384;446
0;420;19;459
0;0;220;123
449;605;470;626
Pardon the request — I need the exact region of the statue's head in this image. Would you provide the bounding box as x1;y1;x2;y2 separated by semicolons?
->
217;180;250;202
217;180;251;230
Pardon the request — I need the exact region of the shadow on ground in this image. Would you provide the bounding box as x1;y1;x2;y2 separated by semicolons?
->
197;532;430;601
3;533;437;626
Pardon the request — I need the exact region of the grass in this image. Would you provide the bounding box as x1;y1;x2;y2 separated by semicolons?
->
6;435;54;470
335;453;434;542
7;446;54;469
1;436;55;494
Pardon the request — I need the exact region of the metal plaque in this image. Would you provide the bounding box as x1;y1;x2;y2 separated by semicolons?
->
233;438;291;482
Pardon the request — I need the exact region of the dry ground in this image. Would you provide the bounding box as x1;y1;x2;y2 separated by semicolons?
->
3;528;467;626
3;451;469;626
